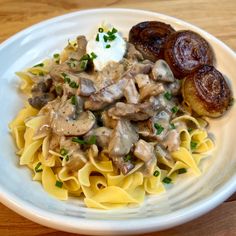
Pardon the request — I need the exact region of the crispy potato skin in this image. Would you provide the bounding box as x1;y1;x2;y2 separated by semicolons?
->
164;30;214;79
182;65;231;117
129;21;175;62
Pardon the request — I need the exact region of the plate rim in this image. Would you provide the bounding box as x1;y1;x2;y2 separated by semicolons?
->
0;7;236;235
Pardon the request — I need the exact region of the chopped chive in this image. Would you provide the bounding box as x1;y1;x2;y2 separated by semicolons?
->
55;85;63;96
124;154;132;162
65;156;69;162
61;73;71;83
33;63;44;67
71;95;77;105
162;177;172;184
171;106;179;113
80;60;88;70
90;52;97;59
86;135;97;145
109;34;116;41
178;168;187;174
55;180;63;188
98;27;104;33
69;81;79;89
170;123;176;129
103;35;108;42
96;33;99;41
35;162;43;173
105;44;111;48
229;97;234;106
188;127;193;133
111;27;118;34
164;91;172;101
38;71;44;76
190;141;198;150
80;54;90;61
72;137;86;144
53;53;60;58
60;148;68;156
154;123;164;135
153;170;160;177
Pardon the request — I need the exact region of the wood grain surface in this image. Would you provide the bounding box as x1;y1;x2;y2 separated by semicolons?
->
0;0;236;235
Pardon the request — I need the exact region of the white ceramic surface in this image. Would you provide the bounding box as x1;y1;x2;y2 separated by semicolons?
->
0;8;236;235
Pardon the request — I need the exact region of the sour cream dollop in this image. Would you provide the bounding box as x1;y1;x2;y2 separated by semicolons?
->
86;26;127;71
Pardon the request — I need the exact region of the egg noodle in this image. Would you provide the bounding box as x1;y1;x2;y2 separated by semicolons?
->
9;37;214;210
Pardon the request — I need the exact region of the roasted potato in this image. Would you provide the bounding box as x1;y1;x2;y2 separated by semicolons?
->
182;65;231;117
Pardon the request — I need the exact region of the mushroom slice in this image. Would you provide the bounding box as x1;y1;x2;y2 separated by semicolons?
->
51;98;95;136
112;157;135;175
162;129;180;152
77;77;96;96
84;127;112;148
101;111;118;129
123;79;139;104
134;139;156;176
139;82;164;101
84;78;127;111
108;119;138;158
151;59;175;82
108;102;156;121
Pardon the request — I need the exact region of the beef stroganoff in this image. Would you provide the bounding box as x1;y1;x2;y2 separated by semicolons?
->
9;22;232;209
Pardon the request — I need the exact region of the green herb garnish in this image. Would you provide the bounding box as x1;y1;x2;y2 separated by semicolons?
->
162;177;172;184
178;168;187;174
55;181;63;188
103;35;108;42
80;54;90;61
124;154;132;162
38;71;44;76
190;141;198;150
35;162;43;173
96;33;99;42
72;136;97;145
61;72;71;83
71;95;77;105
171;106;179;113
106;44;111;48
153;170;160;177
164;91;172;101
72;137;86;144
69;81;79;89
53;53;60;58
55;85;62;96
33;63;44;67
60;148;68;156
98;27;104;33
154;123;164;135
188;127;193;133
170;123;176;129
90;52;97;59
86;135;97;145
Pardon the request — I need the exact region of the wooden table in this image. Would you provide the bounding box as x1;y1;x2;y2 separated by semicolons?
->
0;0;236;235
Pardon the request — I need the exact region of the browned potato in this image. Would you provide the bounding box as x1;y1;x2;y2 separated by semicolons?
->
182;65;232;117
164;30;214;78
129;21;175;62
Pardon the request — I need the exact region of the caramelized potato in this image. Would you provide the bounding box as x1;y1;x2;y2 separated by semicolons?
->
182;65;231;117
129;21;175;62
164;30;214;78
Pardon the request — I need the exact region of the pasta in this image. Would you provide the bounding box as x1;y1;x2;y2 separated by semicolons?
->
9;24;217;210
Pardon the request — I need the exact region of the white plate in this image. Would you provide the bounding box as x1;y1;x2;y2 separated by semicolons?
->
0;8;236;235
